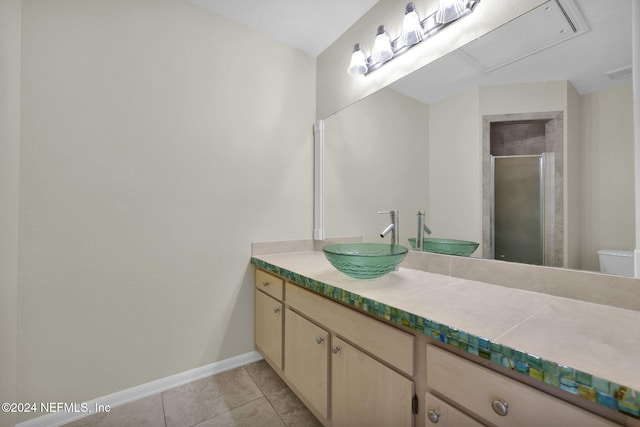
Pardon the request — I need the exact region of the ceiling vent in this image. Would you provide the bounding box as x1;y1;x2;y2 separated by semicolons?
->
605;66;632;81
459;0;588;73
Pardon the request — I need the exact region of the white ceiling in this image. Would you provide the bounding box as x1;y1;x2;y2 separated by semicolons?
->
189;0;379;57
190;0;632;104
391;0;632;104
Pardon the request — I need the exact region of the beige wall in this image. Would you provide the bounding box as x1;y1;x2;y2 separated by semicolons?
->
316;0;546;119
324;88;428;245
424;82;570;255
0;0;20;425
480;81;568;115
18;0;314;420
428;88;481;245
566;81;583;269
581;83;635;271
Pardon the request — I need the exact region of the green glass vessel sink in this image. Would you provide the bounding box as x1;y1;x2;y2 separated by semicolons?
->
408;238;479;257
322;243;409;279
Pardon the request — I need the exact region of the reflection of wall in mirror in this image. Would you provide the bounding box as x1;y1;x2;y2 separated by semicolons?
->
429;80;633;272
581;83;634;272
324;87;428;247
324;80;633;273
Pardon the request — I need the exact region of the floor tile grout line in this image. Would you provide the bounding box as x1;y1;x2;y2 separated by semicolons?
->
188;395;268;427
242;365;290;426
243;363;310;426
261;389;290;427
183;364;279;427
242;364;270;396
160;390;168;427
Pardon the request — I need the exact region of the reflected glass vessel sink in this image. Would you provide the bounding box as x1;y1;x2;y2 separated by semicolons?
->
408;238;479;257
322;243;409;279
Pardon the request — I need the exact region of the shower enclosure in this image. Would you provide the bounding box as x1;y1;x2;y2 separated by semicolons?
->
483;113;563;268
491;154;553;265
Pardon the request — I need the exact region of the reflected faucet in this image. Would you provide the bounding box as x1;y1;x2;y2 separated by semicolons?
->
378;210;399;245
416;211;432;250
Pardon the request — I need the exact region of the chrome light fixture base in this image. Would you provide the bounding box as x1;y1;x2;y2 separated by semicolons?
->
350;0;481;76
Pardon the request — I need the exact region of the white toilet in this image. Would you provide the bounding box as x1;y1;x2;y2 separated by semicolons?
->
597;249;634;277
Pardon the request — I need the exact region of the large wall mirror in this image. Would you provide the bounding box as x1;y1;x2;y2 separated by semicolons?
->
321;0;634;275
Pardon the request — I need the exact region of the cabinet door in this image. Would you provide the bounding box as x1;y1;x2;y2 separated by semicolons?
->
254;290;283;369
284;308;329;419
424;392;484;427
332;336;414;427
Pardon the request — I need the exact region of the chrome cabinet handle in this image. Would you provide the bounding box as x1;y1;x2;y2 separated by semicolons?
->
262;281;270;287
331;345;341;354
273;307;280;314
427;409;440;423
316;336;324;344
491;399;509;416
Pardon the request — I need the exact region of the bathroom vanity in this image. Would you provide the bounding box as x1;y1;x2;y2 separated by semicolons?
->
255;268;414;426
251;240;640;427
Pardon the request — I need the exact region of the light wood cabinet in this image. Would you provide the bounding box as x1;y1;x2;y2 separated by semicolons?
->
423;392;484;427
284;308;329;418
332;336;414;427
286;282;414;376
254;266;624;427
254;288;283;370
426;345;618;427
254;268;415;426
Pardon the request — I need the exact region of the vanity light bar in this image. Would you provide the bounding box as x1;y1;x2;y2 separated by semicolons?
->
348;0;481;76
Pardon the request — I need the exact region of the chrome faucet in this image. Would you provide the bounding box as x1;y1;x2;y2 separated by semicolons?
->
416;211;432;250
378;210;399;245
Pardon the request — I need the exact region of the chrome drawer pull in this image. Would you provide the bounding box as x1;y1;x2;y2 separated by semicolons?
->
262;281;270;287
316;336;324;344
331;345;341;354
491;399;509;416
427;409;440;423
273;307;280;314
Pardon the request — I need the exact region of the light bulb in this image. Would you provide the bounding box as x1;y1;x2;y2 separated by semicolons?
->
435;0;468;24
347;44;368;76
400;3;423;48
371;25;394;65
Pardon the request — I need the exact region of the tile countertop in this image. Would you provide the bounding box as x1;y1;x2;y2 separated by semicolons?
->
250;250;640;418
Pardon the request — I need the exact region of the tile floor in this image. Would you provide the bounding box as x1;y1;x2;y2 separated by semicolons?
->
63;360;322;427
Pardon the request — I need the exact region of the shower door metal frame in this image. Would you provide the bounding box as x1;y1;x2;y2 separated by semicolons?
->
490;154;546;265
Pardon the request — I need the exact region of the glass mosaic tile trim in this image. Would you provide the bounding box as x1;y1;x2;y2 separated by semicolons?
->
251;257;640;418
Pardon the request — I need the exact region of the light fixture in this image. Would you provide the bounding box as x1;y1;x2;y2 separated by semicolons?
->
399;3;423;49
347;1;480;76
347;44;368;76
371;25;394;65
435;0;468;24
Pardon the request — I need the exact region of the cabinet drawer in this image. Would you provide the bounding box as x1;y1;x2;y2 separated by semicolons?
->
255;269;283;301
286;282;414;376
426;345;618;427
424;392;484;427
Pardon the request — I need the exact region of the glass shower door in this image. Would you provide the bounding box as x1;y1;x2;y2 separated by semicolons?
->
492;155;543;265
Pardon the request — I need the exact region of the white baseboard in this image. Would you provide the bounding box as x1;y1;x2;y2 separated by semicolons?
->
16;351;263;427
